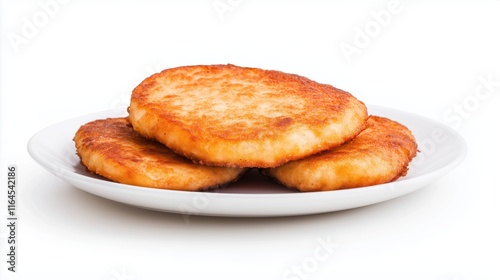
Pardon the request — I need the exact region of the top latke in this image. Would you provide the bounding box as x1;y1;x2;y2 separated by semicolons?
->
129;64;368;168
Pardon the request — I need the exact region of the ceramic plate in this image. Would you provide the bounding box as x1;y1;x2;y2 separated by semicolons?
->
28;105;467;217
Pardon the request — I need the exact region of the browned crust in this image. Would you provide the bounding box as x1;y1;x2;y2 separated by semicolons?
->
73;117;246;191
129;64;368;168
262;116;418;191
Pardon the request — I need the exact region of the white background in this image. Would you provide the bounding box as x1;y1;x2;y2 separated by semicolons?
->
1;0;500;279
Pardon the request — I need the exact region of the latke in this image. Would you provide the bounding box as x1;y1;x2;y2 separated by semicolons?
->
262;116;418;191
128;64;368;168
73;117;246;191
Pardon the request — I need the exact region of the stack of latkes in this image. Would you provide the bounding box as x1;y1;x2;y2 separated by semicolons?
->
74;64;417;192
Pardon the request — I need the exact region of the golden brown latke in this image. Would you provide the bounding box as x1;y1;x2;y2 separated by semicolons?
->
73;117;246;191
128;64;368;168
262;116;418;191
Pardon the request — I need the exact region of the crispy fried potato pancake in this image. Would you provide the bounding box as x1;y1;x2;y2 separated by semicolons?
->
262;116;418;191
129;64;368;168
74;117;246;191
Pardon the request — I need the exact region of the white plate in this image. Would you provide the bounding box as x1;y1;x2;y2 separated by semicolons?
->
28;105;467;217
